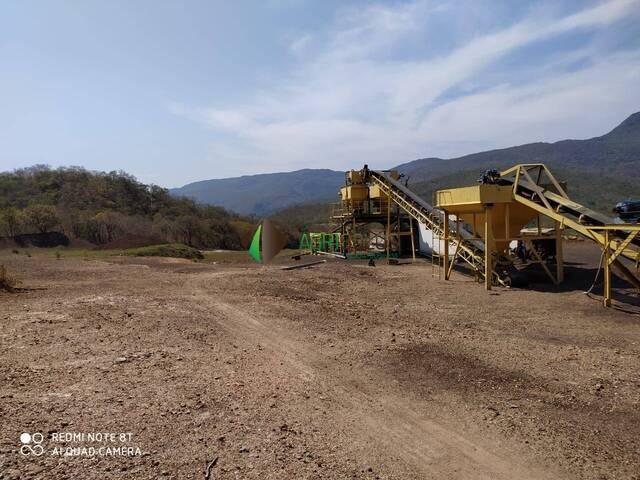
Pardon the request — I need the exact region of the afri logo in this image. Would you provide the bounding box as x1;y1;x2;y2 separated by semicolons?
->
20;432;44;456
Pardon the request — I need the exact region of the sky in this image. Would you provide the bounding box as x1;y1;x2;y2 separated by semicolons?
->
1;0;640;187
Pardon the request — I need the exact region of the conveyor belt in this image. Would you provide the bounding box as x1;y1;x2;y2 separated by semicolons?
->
370;171;510;286
499;164;640;288
499;165;639;256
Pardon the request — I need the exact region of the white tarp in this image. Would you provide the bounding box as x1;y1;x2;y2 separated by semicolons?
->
418;222;458;255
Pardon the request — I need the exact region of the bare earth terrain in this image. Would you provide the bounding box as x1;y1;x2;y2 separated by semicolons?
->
1;245;639;479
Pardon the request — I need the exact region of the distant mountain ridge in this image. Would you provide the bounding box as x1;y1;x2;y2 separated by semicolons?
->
172;112;640;216
396;111;640;213
170;169;345;216
396;111;640;181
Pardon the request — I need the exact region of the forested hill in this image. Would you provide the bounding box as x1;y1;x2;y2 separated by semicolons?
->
0;165;254;249
396;111;640;181
396;111;640;212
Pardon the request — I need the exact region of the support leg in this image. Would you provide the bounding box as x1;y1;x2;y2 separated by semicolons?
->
555;221;564;283
410;218;416;262
604;230;611;307
484;207;493;291
386;194;391;260
443;211;449;280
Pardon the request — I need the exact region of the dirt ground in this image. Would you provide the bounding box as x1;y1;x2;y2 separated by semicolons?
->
1;243;639;480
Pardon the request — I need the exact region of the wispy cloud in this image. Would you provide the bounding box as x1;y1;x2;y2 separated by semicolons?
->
170;0;640;175
288;33;313;57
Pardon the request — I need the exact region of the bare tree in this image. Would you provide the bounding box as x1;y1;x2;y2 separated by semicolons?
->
94;211;125;243
174;215;201;246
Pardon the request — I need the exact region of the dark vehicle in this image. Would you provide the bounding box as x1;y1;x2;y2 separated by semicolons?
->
613;200;640;222
477;168;511;185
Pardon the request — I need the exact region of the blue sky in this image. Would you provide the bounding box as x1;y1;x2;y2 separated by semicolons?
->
1;0;639;187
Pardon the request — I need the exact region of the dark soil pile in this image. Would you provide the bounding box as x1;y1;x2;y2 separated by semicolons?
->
12;232;70;248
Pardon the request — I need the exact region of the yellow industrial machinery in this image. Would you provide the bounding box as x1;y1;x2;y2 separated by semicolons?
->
436;164;640;306
333;168;415;259
333;166;510;284
332;163;639;307
366;170;510;285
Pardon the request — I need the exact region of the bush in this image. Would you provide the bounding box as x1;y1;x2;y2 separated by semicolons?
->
0;265;18;291
122;243;204;260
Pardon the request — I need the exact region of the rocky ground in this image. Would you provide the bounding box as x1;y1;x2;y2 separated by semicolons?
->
0;244;639;479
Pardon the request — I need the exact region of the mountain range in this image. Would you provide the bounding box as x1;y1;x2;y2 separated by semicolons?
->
171;111;640;216
170;169;345;217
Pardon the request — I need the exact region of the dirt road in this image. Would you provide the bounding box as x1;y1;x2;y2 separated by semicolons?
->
1;249;639;479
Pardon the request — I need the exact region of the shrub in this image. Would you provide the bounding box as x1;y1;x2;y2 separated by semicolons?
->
0;265;18;291
1;207;23;237
122;243;204;260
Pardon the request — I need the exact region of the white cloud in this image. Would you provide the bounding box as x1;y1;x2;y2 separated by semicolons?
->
417;50;640;151
170;0;640;175
289;33;313;57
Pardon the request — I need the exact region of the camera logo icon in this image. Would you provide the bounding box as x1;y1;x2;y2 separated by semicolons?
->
20;432;44;457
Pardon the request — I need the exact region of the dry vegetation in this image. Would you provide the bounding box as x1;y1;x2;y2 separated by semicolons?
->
0;166;252;249
0;264;18;291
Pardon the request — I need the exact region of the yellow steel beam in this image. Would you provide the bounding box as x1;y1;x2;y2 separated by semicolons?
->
604;231;612;307
484;206;493;291
513;193;599;242
526;239;558;285
446;218;461;280
443;211;450;279
540;164;569;199
556;221;564;283
607;231;639;266
513;193;640;290
586;225;640;231
520;168;553;211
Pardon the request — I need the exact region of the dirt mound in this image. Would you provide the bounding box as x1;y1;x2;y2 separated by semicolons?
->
67;237;98;249
95;234;163;250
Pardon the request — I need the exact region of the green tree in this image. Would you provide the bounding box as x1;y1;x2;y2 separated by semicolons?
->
24;204;59;233
0;207;22;237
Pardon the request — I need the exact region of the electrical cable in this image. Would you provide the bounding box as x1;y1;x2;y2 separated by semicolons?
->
584;247;605;295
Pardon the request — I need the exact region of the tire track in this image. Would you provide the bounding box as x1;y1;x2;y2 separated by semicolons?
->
190;278;562;480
